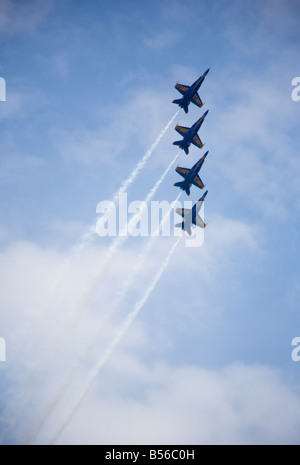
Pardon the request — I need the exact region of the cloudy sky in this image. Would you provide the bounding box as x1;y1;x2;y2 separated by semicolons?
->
0;0;300;445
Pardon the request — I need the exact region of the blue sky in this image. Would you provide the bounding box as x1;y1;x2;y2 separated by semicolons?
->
1;0;300;445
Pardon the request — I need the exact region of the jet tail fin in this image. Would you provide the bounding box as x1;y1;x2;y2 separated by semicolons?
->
173;98;182;105
175;222;192;235
172;98;189;113
174;181;191;196
173;140;189;155
173;140;182;147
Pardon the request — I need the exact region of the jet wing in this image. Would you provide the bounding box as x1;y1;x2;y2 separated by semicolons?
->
194;215;205;229
175;83;190;95
175;166;190;179
191;134;204;149
176;208;190;218
175;125;190;137
192;174;205;189
191;92;204;108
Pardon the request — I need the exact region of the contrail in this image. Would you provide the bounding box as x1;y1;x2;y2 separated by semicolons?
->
32;112;180;358
38;110;179;335
50;150;181;345
0;116;179;446
27;193;182;444
72;110;179;256
48;235;181;445
45;114;180;355
115;192;182;302
46;110;179;315
13;150;181;438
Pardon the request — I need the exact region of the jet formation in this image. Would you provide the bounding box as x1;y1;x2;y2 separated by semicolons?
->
172;69;210;235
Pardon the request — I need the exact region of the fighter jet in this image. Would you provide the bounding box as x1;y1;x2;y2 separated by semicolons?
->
175;190;208;236
172;69;209;114
174;151;208;196
173;110;209;155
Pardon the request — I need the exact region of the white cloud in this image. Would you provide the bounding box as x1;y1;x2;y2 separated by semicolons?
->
0;207;263;445
173;213;261;288
58;360;300;445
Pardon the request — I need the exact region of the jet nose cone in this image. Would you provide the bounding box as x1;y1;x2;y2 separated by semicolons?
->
197;191;208;203
202;190;208;199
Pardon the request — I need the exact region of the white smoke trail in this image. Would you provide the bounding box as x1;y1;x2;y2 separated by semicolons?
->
45;114;180;351
0;118;179;446
47;111;179;310
27;193;182;444
31;111;179;354
38;145;180;367
116;192;182;301
72;110;179;256
0;113;179;446
48;235;181;445
24;150;181;400
37;110;179;332
54;150;181;336
39;150;181;385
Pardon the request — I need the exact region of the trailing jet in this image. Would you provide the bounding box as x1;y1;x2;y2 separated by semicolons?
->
172;69;209;114
173;110;209;155
174;151;208;196
175;191;208;236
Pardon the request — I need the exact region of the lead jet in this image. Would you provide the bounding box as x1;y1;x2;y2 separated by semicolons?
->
173;110;209;155
174;151;208;196
175;190;208;235
172;69;209;114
